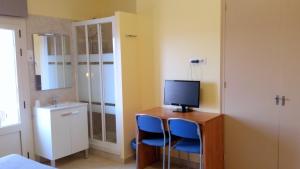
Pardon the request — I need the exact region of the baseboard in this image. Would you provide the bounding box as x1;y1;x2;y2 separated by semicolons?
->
123;153;135;163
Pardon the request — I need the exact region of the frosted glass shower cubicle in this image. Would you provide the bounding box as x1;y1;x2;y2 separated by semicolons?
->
73;17;120;154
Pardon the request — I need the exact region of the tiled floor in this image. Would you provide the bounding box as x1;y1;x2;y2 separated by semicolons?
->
57;154;136;169
55;153;186;169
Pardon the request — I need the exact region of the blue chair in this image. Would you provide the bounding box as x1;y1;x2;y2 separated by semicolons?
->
136;114;168;169
167;118;203;169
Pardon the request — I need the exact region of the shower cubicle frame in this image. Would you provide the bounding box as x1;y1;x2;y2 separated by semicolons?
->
72;16;123;155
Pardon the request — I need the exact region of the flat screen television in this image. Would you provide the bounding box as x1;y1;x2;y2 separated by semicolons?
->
164;80;200;112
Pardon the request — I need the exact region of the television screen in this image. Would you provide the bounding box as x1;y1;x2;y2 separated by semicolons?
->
164;80;200;110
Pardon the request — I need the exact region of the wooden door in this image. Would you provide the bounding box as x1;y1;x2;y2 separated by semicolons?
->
223;0;281;169
278;0;300;168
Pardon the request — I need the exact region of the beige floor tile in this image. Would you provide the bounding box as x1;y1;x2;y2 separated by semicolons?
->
53;153;187;169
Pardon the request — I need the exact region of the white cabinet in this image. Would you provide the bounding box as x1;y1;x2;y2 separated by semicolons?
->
33;103;89;166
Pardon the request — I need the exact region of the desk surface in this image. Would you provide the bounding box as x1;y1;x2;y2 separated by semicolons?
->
138;107;222;125
136;107;224;169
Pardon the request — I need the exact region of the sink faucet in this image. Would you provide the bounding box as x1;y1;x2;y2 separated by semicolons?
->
51;96;58;107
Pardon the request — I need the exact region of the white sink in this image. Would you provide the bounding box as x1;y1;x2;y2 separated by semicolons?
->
39;102;87;111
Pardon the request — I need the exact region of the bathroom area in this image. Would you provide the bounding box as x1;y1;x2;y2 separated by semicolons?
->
28;11;138;163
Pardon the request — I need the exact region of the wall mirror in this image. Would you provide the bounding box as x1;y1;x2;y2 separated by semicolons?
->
33;33;72;90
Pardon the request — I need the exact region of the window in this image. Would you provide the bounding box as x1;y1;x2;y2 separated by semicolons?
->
0;28;20;128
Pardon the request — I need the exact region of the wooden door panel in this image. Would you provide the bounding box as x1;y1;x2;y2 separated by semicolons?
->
279;1;300;168
224;0;281;169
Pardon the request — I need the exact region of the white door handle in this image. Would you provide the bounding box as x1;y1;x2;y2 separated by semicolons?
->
282;96;290;106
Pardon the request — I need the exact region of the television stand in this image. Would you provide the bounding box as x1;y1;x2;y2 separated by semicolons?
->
173;105;193;112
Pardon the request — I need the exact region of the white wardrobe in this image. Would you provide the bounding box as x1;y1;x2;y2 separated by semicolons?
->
223;0;300;169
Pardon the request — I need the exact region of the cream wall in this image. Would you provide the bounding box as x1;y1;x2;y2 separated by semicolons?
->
27;0;100;20
27;0;136;20
115;12;141;159
136;1;157;110
98;0;137;18
118;0;222;159
136;0;221;113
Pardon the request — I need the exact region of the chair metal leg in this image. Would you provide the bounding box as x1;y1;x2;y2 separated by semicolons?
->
168;147;171;169
136;134;139;168
162;146;166;169
199;154;203;169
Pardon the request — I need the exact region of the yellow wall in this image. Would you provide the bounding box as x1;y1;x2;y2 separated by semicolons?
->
117;0;222;160
115;12;141;159
136;0;221;113
98;0;137;18
136;1;157;110
27;0;136;20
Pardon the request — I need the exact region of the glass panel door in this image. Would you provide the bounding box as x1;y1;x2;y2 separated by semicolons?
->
88;24;103;141
77;26;89;103
76;26;91;137
0;28;20;128
75;20;117;148
0;21;27;157
101;23;116;143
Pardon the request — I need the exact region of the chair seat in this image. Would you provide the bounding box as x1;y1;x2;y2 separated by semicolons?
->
142;137;169;147
174;139;201;154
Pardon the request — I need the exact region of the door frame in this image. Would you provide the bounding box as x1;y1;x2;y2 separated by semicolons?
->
220;0;226;113
0;16;33;158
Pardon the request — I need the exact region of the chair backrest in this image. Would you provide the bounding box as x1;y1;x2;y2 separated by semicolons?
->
136;114;164;133
168;118;201;139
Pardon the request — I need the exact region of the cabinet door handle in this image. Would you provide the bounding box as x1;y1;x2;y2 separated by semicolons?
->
61;112;72;117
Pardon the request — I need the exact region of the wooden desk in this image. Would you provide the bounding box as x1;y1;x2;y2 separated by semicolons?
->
136;107;224;169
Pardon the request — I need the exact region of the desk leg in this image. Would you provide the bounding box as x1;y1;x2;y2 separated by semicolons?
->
203;115;224;169
137;143;160;169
